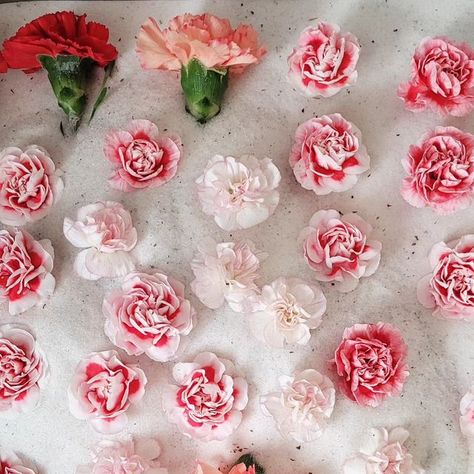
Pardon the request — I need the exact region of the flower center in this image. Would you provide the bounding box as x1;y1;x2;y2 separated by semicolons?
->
273;295;301;328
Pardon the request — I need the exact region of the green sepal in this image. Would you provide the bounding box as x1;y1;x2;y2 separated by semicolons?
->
38;54;93;127
180;58;228;123
236;454;265;474
89;60;115;124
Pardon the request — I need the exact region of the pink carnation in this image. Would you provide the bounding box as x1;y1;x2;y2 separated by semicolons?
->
163;352;248;441
194;462;256;474
103;271;195;361
0;450;37;474
0;229;55;315
104;119;182;192
332;322;409;407
398;36;474;116
136;13;266;73
288;21;360;97
0;145;64;226
417;235;474;321
299;209;382;292
290;114;370;195
0;325;48;417
68;350;147;434
401;126;474;214
460;384;474;438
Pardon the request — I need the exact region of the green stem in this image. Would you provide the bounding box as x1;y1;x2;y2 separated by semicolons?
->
39;55;93;127
180;58;228;123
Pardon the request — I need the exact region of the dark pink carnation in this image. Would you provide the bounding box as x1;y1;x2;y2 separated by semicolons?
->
398;36;474;116
332;322;409;407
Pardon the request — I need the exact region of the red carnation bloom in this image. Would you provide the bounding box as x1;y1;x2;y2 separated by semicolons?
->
2;11;117;72
0;52;7;73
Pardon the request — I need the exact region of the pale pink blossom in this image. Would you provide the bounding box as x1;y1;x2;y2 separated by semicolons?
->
194;462;256;474
0;146;63;226
299;209;382;292
417;236;474;321
460;384;474;438
332;323;409;407
136;13;266;73
76;438;168;474
103;271;195;362
288;21;360;97
0;325;48;417
162;352;248;441
290;114;370;195
249;277;326;348
343;427;425;473
68;350;147;434
401;127;474;214
398;36;474;117
196;155;280;231
0;229;55;315
63;201;137;280
104;119;182;192
0;450;37;474
261;369;335;443
190;238;263;312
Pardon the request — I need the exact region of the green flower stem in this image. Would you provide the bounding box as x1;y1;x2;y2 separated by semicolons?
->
236;454;265;474
180;58;228;123
38;54;92;127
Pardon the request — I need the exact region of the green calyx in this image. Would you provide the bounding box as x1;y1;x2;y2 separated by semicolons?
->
39;54;93;127
236;454;265;474
180;58;229;123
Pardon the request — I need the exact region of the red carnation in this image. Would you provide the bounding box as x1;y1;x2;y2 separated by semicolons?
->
0;52;7;73
2;11;118;127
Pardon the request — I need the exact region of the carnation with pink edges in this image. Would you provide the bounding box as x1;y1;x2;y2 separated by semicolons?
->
0;450;37;474
104;119;182;192
0;145;63;226
0;325;48;417
290;114;370;195
299;209;382;292
288;21;360;98
398;36;474;117
68;350;147;434
163;352;248;441
331;322;409;407
103;271;195;361
401;127;474;214
417;235;474;321
0;229;55;315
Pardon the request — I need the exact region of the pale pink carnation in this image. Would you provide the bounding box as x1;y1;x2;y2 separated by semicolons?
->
0;145;63;226
401;127;474;214
288;21;360;97
299;209;382;292
0;325;48;417
0;450;37;474
136;13;266;73
103;271;195;362
163;352;248;441
460;384;474;438
63;201;137;280
343;427;425;473
261;369;335;443
104;119;182;192
332;323;409;407
398;36;474;117
196;155;280;231
68;350;147;434
76;438;168;474
0;229;55;315
190;238;263;312
417;235;474;321
290;114;370;195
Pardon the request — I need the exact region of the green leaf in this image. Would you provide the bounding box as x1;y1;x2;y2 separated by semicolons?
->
88;59;115;124
236;454;265;474
39;54;92;126
180;58;229;123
